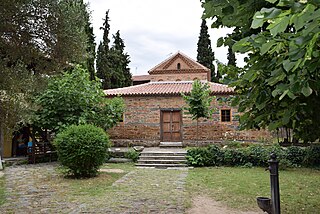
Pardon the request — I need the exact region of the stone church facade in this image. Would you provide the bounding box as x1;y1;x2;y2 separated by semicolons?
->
104;52;270;147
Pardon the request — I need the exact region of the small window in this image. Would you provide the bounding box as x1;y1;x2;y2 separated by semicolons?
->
176;79;181;81
221;109;231;122
119;113;124;123
158;79;163;81
177;63;181;70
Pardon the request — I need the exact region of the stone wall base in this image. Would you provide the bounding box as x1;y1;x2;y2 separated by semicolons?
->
111;139;160;147
111;139;264;147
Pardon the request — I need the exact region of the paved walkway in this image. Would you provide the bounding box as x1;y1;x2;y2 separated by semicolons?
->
0;163;188;213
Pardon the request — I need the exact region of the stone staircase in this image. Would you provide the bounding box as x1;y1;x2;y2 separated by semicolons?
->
136;147;187;168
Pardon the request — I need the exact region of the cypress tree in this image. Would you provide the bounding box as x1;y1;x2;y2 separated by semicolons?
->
83;3;96;80
111;31;132;88
197;19;216;82
96;10;111;89
96;11;132;89
227;45;236;66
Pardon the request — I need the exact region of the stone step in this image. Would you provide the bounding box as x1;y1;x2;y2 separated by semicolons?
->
136;163;188;168
139;155;186;160
138;159;187;164
140;152;187;156
159;142;183;148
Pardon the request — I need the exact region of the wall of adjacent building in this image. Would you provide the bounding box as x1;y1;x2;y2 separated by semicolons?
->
107;95;272;147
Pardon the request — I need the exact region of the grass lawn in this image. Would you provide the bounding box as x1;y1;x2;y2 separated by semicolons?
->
64;163;135;199
0;177;5;206
186;167;320;213
1;163;319;213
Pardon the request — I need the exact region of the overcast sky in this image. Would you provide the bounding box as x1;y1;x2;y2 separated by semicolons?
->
85;0;244;75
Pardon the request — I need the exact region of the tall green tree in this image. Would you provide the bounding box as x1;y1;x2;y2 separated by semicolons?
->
33;65;125;134
197;19;216;82
182;80;214;143
0;0;91;155
110;31;132;88
202;0;320;142
96;11;132;89
96;10;112;89
83;3;96;81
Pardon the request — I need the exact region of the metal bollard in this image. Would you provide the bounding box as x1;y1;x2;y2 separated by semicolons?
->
268;153;281;214
257;153;281;214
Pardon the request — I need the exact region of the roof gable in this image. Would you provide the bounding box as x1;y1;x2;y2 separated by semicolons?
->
148;51;209;75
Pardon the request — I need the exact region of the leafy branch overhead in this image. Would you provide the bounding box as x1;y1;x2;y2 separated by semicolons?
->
202;0;320;142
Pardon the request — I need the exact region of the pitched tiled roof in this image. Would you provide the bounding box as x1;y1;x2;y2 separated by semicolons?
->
132;75;151;82
104;81;234;97
148;51;210;74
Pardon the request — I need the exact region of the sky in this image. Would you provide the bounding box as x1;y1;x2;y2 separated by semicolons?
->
85;0;244;75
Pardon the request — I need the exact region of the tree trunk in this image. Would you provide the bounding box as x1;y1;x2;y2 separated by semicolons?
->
196;118;199;145
0;123;3;157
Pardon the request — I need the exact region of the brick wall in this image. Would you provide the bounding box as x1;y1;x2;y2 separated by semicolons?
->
150;72;208;82
107;95;272;147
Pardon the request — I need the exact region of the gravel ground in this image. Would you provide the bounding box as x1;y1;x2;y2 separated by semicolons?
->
0;163;188;213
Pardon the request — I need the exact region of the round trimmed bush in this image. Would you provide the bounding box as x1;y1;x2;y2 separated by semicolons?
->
54;124;110;178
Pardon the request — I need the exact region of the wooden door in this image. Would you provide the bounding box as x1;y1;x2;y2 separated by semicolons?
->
161;110;182;142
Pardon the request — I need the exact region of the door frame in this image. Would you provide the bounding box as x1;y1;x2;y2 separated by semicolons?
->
160;108;183;142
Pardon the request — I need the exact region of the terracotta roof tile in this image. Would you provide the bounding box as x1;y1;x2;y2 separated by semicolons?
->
104;81;234;96
132;75;151;81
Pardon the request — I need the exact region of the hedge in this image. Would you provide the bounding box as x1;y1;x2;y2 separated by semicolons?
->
186;144;320;168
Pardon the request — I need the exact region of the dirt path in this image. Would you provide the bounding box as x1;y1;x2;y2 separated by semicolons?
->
187;195;263;214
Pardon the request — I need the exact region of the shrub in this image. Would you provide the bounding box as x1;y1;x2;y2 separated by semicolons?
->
186;147;212;167
304;145;320;167
207;145;224;166
54;124;110;178
187;144;320;169
222;148;247;166
286;146;306;166
186;145;224;166
246;145;269;167
125;149;140;162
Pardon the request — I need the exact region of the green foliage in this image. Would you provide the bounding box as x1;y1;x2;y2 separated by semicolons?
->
96;12;132;89
83;4;96;81
186;145;223;167
187;144;319;168
304;145;320;167
197;19;216;82
54;124;110;178
33;65;125;133
182;80;215;142
202;0;320;142
223;148;247;166
217;62;243;85
246;145;270;167
286;146;306;166
182;80;214;120
0;0;91;139
124;149;140;162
